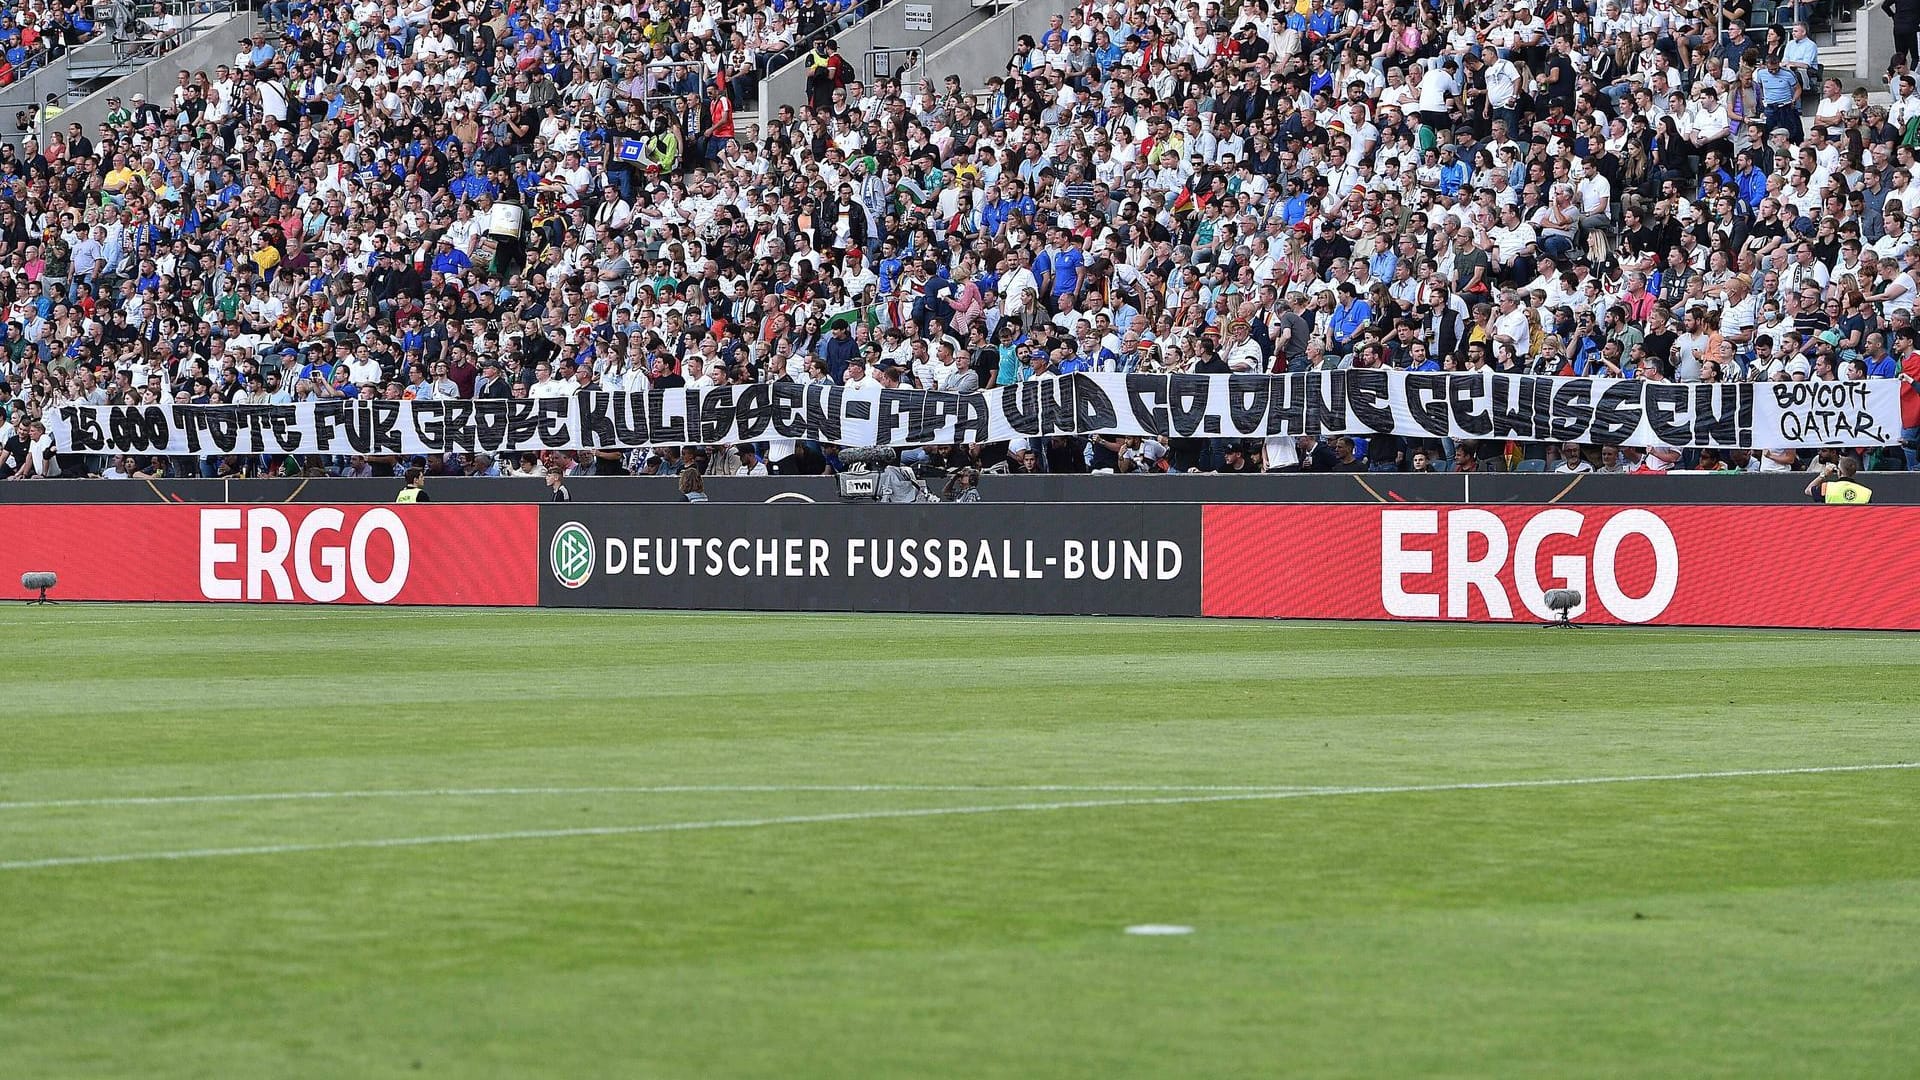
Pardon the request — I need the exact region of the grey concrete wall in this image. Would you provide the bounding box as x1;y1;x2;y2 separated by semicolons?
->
760;0;992;118
54;12;256;145
902;0;1058;91
1858;2;1892;82
0;54;69;145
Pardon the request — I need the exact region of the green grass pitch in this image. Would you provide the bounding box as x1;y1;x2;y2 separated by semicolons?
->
2;605;1917;1078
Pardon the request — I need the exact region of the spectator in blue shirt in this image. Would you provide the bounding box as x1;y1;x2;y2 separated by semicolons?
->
1866;334;1899;378
1329;284;1370;355
430;239;471;276
1370;248;1398;284
1755;54;1802;141
1734;151;1768;209
877;242;906;295
1438;148;1470;197
1034;229;1083;303
1281;178;1313;225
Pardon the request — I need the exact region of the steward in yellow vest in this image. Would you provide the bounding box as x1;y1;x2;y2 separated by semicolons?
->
1805;456;1872;504
396;468;430;503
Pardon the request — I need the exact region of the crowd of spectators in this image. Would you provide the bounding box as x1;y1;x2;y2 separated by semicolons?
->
1;0;1918;479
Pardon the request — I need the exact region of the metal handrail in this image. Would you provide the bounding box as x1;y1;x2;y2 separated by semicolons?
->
1;41;52;78
600;60;717;120
870;0;995;85
47;0;234;125
760;0;889;85
69;2;229;74
866;45;922;81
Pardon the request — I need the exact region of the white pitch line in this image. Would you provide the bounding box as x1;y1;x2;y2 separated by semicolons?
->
0;608;1806;636
2;762;1913;872
3;609;1196;627
0;784;1324;811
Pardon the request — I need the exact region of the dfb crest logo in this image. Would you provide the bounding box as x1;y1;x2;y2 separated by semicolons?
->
550;521;595;589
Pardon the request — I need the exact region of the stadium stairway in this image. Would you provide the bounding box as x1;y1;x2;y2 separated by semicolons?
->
901;0;1050;92
66;3;242;104
0;4;251;150
759;0;1003;118
47;9;256;148
1821;18;1878;97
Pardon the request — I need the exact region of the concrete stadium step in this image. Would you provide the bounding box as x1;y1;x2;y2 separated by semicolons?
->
1819;26;1857;71
68;58;146;82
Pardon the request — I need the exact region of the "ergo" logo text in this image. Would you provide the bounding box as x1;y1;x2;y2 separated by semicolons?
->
1381;508;1678;623
199;507;411;603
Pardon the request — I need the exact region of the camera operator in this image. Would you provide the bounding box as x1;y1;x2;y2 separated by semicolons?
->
942;467;981;503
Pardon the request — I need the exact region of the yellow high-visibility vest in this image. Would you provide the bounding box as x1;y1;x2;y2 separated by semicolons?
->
1823;480;1873;505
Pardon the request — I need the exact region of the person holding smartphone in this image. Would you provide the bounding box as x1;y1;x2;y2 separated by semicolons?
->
1806;455;1873;503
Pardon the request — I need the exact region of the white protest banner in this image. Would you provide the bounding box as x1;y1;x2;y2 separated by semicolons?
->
45;371;1902;456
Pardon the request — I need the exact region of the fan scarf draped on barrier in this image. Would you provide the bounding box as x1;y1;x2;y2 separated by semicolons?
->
45;371;1900;456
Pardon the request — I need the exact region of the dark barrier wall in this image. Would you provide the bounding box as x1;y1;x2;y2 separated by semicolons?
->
8;471;1920;504
538;504;1204;616
975;472;1879;504
0;475;842;505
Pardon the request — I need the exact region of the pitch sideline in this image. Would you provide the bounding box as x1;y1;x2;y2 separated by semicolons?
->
0;784;1329;811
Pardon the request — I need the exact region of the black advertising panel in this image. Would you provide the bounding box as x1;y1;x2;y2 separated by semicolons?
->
538;503;1204;616
976;474;1472;504
0;475;845;505
15;472;1920;506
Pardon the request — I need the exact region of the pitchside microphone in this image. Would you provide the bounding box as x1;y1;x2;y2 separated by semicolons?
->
21;571;56;604
1543;588;1582;628
837;446;899;468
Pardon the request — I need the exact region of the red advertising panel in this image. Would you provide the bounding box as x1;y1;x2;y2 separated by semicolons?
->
0;505;538;606
1204;504;1920;630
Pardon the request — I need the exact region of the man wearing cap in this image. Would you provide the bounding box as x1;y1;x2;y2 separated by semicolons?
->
125;92;158;129
1224;318;1265;373
473;358;511;401
843;358;880;392
819;320;859;382
431;237;471;276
